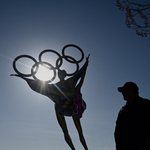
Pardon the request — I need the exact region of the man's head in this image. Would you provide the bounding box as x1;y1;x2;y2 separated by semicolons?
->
118;82;139;101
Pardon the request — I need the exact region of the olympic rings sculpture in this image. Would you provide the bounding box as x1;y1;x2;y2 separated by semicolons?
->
13;44;84;83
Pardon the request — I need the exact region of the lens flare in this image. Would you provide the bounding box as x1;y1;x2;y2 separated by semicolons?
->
35;64;54;81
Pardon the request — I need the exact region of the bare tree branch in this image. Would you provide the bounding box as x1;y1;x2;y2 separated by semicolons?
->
116;0;150;37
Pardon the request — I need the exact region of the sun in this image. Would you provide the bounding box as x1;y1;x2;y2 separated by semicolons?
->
35;64;54;82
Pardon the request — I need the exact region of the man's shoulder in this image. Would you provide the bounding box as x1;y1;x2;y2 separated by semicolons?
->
139;97;150;103
138;97;150;109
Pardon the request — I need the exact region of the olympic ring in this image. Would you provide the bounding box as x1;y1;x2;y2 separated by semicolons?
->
13;55;38;77
62;44;84;63
31;61;56;83
38;49;63;69
12;44;85;81
56;55;79;76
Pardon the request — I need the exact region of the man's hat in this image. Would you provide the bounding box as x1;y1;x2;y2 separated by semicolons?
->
118;82;139;92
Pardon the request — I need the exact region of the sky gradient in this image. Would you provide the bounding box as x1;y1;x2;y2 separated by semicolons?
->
0;0;150;150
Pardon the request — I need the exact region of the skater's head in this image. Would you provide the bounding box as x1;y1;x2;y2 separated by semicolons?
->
58;69;67;80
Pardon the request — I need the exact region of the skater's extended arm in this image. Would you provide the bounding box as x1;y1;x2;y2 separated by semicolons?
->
10;74;62;96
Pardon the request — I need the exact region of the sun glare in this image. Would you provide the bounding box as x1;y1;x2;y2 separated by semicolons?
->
35;64;54;82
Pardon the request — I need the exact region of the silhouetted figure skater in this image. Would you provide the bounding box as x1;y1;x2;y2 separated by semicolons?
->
115;82;150;150
11;55;90;150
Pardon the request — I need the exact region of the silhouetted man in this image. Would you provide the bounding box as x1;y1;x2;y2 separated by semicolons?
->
115;82;150;150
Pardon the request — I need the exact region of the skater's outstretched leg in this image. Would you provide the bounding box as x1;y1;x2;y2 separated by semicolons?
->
55;105;75;150
73;114;88;150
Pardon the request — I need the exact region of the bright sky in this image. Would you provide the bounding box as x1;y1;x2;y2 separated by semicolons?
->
0;0;150;150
